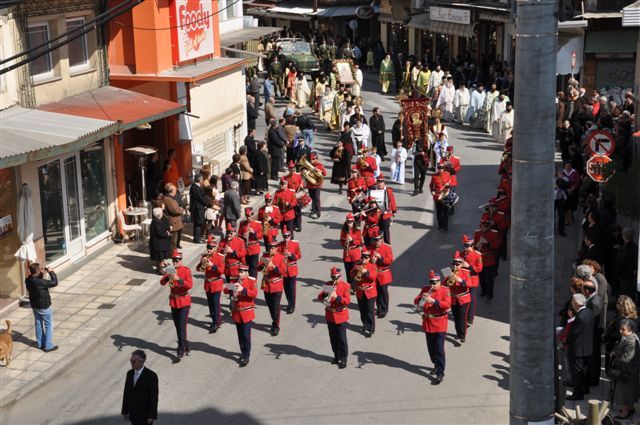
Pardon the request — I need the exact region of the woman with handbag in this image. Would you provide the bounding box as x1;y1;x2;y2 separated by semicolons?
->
609;318;640;420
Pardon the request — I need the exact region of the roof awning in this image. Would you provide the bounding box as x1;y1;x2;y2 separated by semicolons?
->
407;13;431;30
110;58;246;83
577;11;623;19
220;26;281;47
0;106;119;168
317;5;380;18
623;0;640;26
478;11;511;23
558;20;589;30
37;86;185;131
584;30;639;53
430;21;476;38
247;6;316;21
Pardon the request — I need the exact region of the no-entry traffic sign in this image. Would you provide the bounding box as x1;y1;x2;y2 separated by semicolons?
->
586;155;615;182
586;130;615;156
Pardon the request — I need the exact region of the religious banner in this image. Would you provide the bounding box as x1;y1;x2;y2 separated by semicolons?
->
171;0;215;64
400;98;431;149
333;59;355;85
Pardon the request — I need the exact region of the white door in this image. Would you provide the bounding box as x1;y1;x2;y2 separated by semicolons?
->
62;154;84;260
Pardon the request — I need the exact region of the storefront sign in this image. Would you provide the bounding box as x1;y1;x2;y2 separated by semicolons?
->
355;6;375;20
0;215;12;240
172;0;215;63
430;6;471;25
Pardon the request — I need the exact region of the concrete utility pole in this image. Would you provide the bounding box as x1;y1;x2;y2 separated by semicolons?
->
510;1;558;424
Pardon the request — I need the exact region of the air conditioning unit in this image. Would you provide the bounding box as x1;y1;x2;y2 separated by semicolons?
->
412;0;425;9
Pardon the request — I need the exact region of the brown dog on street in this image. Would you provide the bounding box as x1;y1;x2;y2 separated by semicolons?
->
0;320;13;367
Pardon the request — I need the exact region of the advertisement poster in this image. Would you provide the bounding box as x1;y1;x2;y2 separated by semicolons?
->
0;215;12;240
173;0;215;63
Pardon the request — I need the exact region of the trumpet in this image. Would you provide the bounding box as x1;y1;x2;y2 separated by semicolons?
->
260;252;275;289
324;283;337;306
196;254;211;272
354;264;366;283
475;236;487;251
262;219;271;237
414;285;436;313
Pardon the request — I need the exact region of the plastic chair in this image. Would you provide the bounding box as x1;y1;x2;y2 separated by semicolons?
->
117;210;142;243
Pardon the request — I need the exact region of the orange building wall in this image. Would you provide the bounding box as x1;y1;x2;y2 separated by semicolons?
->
106;2;136;71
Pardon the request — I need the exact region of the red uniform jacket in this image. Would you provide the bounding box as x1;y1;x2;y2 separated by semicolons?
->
498;177;512;198
495;194;511;214
473;229;502;267
318;280;350;324
258;205;282;241
305;161;327;189
429;172;451;201
350;263;378;299
201;252;226;293
358;157;378;187
381;187;397;220
368;242;394;285
347;176;367;202
239;220;264;256
218;236;247;278
462;248;483;288
258;252;286;293
340;228;363;263
224;275;258;323
447;268;470;305
274;188;298;221
362;209;382;238
481;210;510;232
414;285;451;333
283;172;304;192
160;265;193;308
448;155;461;187
277;239;301;277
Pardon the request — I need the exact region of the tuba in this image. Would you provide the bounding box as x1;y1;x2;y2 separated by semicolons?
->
297;154;324;186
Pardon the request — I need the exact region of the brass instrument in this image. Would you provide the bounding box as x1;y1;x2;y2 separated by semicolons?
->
475;236;488;251
437;184;451;201
262;218;271;236
334;146;344;162
324;281;337;306
196;253;211;272
297;154;324;186
354;264;366;283
415;285;436;313
260;252;275;290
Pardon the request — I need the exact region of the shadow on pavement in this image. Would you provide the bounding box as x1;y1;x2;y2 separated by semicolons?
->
111;334;180;364
67;408;263;425
263;343;333;363
352;350;432;379
302;313;362;334
389;319;422;335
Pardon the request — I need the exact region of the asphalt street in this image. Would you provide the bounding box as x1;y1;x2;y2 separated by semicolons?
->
3;78;513;425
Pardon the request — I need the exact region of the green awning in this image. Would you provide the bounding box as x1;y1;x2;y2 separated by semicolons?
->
584;30;639;54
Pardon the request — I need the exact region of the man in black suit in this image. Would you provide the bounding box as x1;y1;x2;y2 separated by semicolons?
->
565;293;594;400
582;280;603;387
122;350;158;425
576;229;604;266
267;118;286;180
369;107;387;160
189;174;206;243
246;95;258;131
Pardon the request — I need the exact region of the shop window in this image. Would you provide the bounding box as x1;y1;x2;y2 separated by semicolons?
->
38;160;65;262
80;144;108;240
27;22;54;79
66;17;89;70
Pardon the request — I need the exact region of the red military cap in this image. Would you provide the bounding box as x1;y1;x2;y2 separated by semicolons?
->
310;152;318;159
279;178;288;185
488;197;498;206
351;165;359;172
206;235;217;249
377;174;385;182
452;250;463;263
239;264;249;272
462;234;473;245
282;225;291;236
372;234;383;240
265;236;277;247
172;250;183;260
330;266;342;277
245;207;254;216
447;146;454;152
288;160;295;169
265;192;273;200
361;249;371;258
429;269;440;281
227;223;236;232
480;219;491;226
346;213;354;221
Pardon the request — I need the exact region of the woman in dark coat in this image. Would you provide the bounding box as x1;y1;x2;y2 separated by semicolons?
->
330;140;352;194
254;141;270;194
149;207;171;274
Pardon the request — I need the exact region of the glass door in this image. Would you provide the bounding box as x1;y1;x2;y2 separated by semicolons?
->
63;155;84;259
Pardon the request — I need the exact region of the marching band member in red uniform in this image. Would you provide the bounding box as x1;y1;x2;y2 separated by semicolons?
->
258;239;286;336
283;161;305;232
258;193;282;246
218;223;246;283
318;267;351;369
430;166;452;232
473;220;502;300
368;234;394;318
347;167;367;203
482;197;511;264
306;152;327;219
340;213;363;287
361;198;382;246
461;234;483;325
239;207;263;278
196;236;226;333
160;250;193;360
357;148;378;189
375;175;397;244
447;251;471;342
414;270;451;384
277;226;301;314
224;263;257;367
274;179;298;238
351;250;378;337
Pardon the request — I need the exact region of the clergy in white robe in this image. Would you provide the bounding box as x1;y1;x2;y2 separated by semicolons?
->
482;85;499;133
491;95;507;141
466;85;486;127
436;78;456;122
453;84;470;123
390;141;408;184
351;121;371;150
352;66;364;97
294;75;311;107
499;103;514;145
429;66;445;96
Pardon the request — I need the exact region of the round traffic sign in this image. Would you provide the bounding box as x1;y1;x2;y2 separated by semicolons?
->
586;155;615;183
586;130;615;156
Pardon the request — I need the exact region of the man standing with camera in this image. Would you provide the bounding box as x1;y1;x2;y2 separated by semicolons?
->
25;263;59;352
